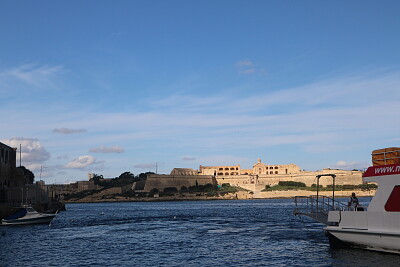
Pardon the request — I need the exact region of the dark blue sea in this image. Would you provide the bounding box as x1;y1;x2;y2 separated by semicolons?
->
1;199;399;267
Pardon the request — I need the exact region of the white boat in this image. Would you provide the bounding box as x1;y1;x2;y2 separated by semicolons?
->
1;206;56;226
294;147;400;254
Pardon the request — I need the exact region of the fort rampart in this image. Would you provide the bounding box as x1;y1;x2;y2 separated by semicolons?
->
143;174;215;192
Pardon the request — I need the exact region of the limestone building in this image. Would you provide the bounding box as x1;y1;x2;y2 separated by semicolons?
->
141;158;363;193
199;159;301;176
252;158;301;175
170;168;199;175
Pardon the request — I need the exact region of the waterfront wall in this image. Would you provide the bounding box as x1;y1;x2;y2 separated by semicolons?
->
143;174;215;192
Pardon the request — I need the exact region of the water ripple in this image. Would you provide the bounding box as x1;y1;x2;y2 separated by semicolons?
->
1;199;399;266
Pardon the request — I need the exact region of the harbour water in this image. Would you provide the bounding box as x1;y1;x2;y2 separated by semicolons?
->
1;199;399;266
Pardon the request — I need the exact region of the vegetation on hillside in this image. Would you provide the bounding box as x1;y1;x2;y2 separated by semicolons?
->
262;181;378;191
90;171;153;188
147;183;244;197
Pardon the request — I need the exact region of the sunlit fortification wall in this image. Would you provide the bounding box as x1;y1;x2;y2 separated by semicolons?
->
215;169;363;187
142;157;363;192
142;169;362;193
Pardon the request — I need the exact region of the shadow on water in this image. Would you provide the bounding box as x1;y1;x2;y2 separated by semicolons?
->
329;247;400;267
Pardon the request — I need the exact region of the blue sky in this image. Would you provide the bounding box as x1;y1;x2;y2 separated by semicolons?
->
1;1;400;183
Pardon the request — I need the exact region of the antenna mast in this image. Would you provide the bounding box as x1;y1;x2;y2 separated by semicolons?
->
19;144;22;167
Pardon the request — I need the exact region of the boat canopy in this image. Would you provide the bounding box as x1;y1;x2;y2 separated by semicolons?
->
4;208;28;220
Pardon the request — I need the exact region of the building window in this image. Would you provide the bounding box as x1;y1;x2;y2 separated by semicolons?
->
275;171;278;174
270;171;273;174
219;168;223;171
218;173;223;176
225;172;229;175
230;167;234;170
270;167;273;169
236;167;238;170
275;166;278;169
225;168;229;170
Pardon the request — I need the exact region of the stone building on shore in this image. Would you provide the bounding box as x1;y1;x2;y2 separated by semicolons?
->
142;158;363;193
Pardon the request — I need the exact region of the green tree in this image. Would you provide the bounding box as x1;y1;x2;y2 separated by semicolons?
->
17;166;34;184
119;172;135;179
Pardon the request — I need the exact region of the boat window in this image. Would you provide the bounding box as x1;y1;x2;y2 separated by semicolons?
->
26;207;35;212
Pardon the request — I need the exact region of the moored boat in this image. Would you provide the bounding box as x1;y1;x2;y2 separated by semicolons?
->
1;206;56;226
294;147;400;254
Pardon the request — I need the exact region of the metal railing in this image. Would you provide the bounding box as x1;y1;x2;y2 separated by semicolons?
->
293;195;348;225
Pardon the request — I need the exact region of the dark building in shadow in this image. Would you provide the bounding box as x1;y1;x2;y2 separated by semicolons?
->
0;142;64;219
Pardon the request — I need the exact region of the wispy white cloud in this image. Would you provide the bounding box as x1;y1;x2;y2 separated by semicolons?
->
53;128;87;134
196;155;251;167
182;156;196;161
330;160;370;171
236;60;253;66
65;155;97;169
236;59;257;74
241;68;255;74
133;163;157;170
89;145;124;153
0;63;63;90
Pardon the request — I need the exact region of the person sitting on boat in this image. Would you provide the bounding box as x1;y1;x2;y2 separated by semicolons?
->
348;192;359;210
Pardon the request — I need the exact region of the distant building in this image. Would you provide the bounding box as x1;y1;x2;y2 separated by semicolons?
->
199;159;301;176
77;180;99;191
141;158;363;192
199;164;241;176
170;168;198;175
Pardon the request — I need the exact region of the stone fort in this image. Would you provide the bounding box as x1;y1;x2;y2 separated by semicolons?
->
143;159;363;192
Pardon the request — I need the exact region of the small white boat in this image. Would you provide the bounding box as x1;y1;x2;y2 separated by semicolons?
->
295;147;400;254
1;206;56;226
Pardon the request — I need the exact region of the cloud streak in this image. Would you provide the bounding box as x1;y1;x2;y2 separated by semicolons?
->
330;160;370;171
0;63;63;91
133;163;157;170
89;145;124;153
182;156;196;161
53;128;87;134
236;59;256;74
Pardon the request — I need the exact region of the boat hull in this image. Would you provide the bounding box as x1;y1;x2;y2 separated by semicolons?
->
1;214;56;226
326;228;400;254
